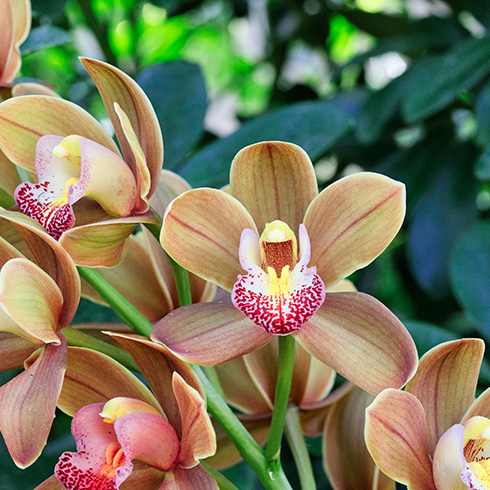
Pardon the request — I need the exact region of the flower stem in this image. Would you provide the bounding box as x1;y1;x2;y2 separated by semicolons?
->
284;407;317;490
63;326;140;372
194;365;292;490
77;267;153;338
265;335;295;461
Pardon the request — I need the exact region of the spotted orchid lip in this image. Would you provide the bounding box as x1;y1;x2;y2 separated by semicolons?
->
232;223;326;335
14;134;137;240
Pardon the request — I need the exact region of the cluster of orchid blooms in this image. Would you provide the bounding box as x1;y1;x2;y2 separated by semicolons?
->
1;1;490;489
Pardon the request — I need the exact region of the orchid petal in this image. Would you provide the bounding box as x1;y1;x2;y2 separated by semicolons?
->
149;169;192;218
0;95;120;172
118;460;165;490
0;208;80;326
161;188;257;291
406;338;484;455
0;335;67;468
0;258;62;344
56;403;133;490
214;356;272;413
115;412;180;471
11;0;30;46
464;388;490;421
300;382;353;436
114;102;151;213
57;347;160;417
295;292;417;394
299;352;336;408
80;58;163;202
160;465;218;490
173;373;216;468
0;147;20;194
365;389;435;490
304;172;405;288
106;332;203;435
432;424;468;490
86;233;173;322
0;234;24;265
230;141;318;233
34;475;66;490
58;211;158;268
324;386;394;490
151;301;272;365
0;0;15;83
0;332;36;370
11;82;60;97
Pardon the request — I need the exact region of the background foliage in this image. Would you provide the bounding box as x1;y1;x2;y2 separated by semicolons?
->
4;0;490;488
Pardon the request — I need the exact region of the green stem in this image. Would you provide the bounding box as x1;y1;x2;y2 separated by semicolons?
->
201;365;225;399
77;267;153;338
284;407;316;490
63;326;140;372
265;335;295;461
194;366;292;490
200;461;240;490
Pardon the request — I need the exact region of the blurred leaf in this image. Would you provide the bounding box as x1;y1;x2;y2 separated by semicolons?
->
402;36;490;123
356;72;407;144
347;17;467;67
21;25;70;56
221;460;257;489
31;0;68;20
178;99;353;187
405;320;459;356
475;81;490;147
342;10;410;38
475;146;490;180
375;134;452;215
136;61;207;170
450;221;490;334
407;156;478;299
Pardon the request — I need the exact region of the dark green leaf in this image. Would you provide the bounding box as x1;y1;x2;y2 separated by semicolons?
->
450;221;490;331
137;61;207;171
475;81;490;147
21;25;70;56
405;321;459;356
342;10;410;38
356;73;407;144
402;36;490;123
407;155;478;299
178;99;353;188
475;146;490;180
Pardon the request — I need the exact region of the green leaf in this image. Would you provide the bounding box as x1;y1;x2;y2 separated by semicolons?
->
450;221;490;331
402;36;490;123
407;155;478;299
342;10;410;38
475;81;490;147
356;72;407;144
475;146;490;180
178;99;353;188
21;26;70;56
136;61;207;171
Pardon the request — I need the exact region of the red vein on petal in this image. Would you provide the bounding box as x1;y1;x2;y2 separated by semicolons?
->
0;113;43;137
315;188;400;264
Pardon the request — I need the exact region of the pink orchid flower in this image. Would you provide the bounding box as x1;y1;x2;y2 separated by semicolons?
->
55;379;217;490
0;57;163;267
365;338;490;490
153;141;417;395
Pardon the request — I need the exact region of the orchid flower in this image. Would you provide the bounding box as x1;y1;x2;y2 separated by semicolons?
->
0;57;163;267
365;338;490;490
154;141;417;395
37;331;217;490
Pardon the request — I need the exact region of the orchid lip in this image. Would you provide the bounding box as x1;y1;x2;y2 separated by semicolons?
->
232;222;326;335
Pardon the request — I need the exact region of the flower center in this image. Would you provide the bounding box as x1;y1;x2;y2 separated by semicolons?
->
232;221;325;335
100;442;126;478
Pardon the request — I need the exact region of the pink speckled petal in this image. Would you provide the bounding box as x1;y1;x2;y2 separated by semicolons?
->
55;403;132;490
